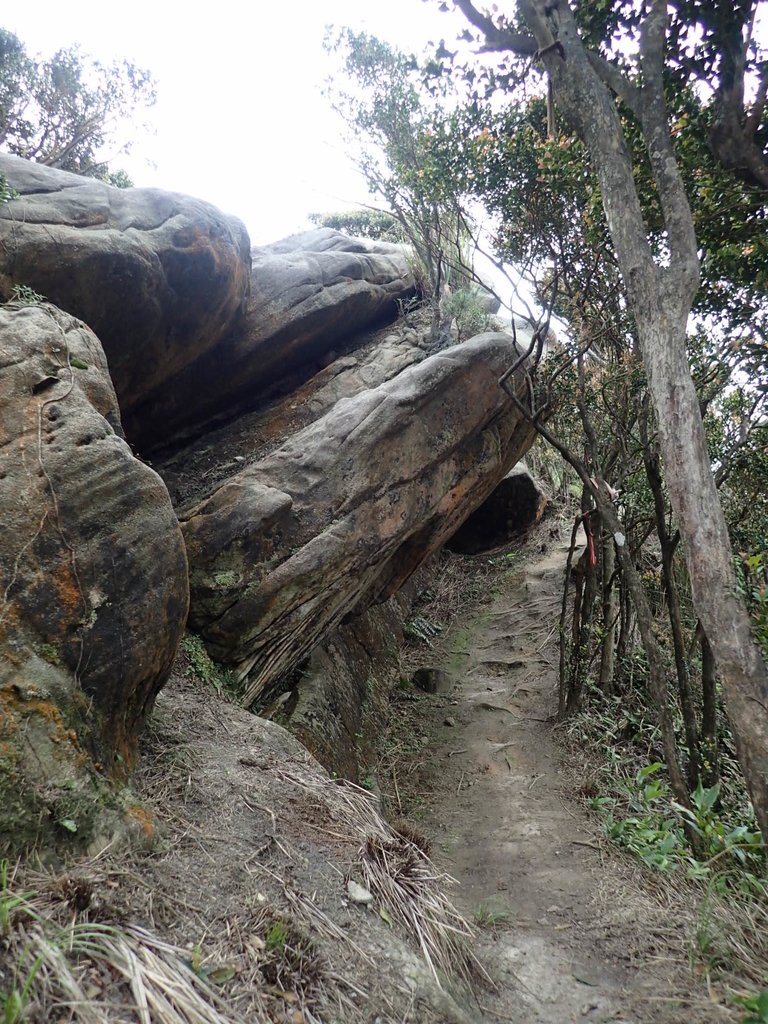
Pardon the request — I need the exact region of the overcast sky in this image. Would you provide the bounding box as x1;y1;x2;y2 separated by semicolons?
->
4;1;463;244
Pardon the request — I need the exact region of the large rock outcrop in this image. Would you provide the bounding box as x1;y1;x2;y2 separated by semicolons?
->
0;161;417;451
157;318;430;511
446;461;548;553
181;332;536;704
0;154;252;450
0;302;189;852
136;228;418;449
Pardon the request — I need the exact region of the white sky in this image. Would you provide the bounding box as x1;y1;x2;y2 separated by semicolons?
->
4;1;461;244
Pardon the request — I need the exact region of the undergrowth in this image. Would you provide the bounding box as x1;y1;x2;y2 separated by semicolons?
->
564;683;768;1008
180;633;239;698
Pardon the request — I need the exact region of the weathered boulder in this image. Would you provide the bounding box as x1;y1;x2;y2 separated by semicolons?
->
0;302;188;852
446;461;548;554
157;319;430;511
181;332;536;704
288;593;411;781
140;228;419;449
0;154;252;449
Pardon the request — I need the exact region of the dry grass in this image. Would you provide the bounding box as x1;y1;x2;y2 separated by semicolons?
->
272;766;486;990
0;861;249;1024
407;550;515;649
0;746;484;1023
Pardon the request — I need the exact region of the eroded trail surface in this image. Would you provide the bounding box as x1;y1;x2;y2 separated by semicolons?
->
393;526;725;1024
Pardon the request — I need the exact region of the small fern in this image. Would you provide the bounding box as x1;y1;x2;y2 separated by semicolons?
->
403;615;445;647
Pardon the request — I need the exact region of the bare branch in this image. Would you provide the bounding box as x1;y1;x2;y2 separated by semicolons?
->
585;51;641;118
638;0;700;281
452;0;538;55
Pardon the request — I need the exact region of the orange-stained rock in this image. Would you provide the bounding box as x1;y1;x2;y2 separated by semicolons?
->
0;302;188;852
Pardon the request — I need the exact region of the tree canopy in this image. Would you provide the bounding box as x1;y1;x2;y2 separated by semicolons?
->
0;28;156;182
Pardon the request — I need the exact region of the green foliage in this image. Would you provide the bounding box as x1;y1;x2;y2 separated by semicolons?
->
736;552;768;662
443;286;493;342
0;861;44;1024
308;208;404;242
474;896;511;928
180;633;236;697
100;168;134;189
326;29;477;341
590;762;765;888
735;990;768;1024
185;941;236;986
0;27;155;178
0;860;35;936
264;919;288;952
0;173;14;205
7;284;46;306
403;615;445;647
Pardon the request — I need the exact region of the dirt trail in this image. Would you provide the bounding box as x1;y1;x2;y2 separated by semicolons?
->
393;528;720;1024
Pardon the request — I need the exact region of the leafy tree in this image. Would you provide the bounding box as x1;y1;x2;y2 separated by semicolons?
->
326;29;483;345
308;208;405;242
419;0;768;845
0;27;155;179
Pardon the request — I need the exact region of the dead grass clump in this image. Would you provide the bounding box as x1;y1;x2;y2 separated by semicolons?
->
0;858;248;1024
274;766;486;990
359;834;482;988
691;878;768;992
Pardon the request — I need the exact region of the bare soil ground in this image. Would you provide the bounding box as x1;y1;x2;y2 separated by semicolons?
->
385;519;739;1024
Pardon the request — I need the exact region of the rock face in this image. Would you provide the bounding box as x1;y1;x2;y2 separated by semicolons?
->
143;228;418;449
0;154;252;450
0;162;416;452
181;332;536;704
446;461;548;554
157;318;430;512
288;591;413;782
0;303;188;851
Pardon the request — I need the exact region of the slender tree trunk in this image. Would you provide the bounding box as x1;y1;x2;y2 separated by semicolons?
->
640;424;701;784
598;528;618;693
525;0;768;840
637;310;768;833
594;495;690;808
459;0;768;840
559;515;582;718
616;574;632;671
699;626;720;788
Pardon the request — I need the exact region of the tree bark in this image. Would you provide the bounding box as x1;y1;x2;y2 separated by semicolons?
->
640;411;701;784
700;626;720;788
598;526;618;693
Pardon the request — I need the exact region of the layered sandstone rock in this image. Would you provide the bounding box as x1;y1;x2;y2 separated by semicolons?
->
0;302;188;852
142;228;418;448
0;154;251;449
181;332;536;704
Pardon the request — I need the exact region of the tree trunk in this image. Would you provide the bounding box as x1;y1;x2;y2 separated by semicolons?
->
459;0;768;840
598;527;618;693
524;0;768;841
559;515;582;718
636;309;768;834
700;626;719;788
641;425;701;784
